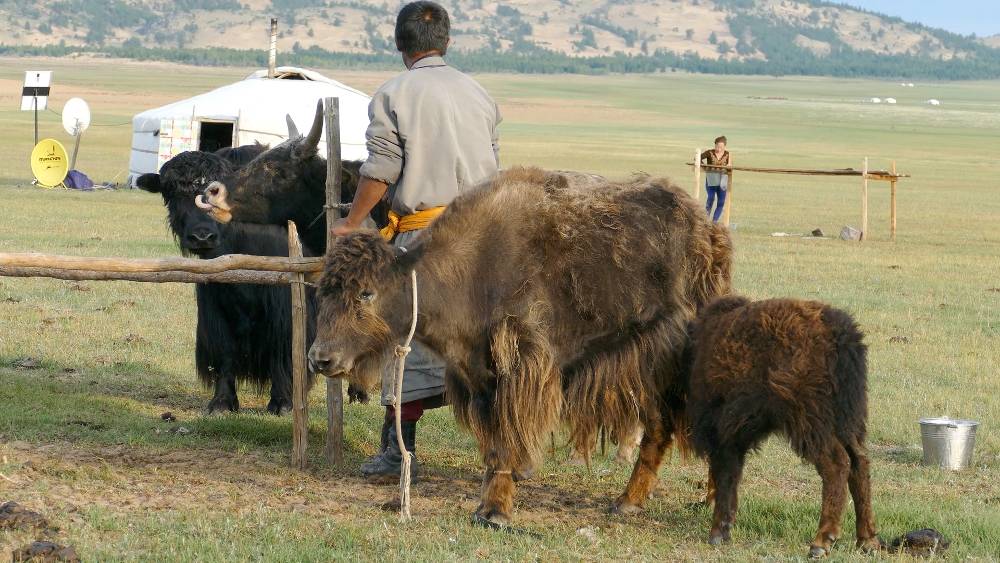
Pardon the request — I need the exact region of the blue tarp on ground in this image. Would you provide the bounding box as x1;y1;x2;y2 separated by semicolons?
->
64;170;94;191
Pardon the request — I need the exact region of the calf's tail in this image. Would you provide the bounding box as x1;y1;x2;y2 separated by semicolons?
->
823;306;870;444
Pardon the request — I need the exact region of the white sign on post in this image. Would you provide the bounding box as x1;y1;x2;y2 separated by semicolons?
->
21;71;52;111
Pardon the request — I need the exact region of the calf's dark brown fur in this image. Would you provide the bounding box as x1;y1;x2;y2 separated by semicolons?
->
309;167;732;526
679;296;881;558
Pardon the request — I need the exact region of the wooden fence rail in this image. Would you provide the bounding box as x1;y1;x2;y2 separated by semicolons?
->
0;252;323;274
0;266;295;285
688;154;909;241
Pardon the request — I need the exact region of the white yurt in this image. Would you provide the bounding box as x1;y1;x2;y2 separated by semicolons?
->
127;66;371;186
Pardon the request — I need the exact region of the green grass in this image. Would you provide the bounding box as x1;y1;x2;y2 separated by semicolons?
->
1;56;999;560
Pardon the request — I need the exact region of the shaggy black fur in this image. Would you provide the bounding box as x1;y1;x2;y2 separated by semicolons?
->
137;145;316;414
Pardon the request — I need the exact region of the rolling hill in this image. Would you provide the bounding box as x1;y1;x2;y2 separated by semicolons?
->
1;0;998;78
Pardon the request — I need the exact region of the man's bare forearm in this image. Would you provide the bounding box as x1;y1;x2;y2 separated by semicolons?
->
344;177;389;228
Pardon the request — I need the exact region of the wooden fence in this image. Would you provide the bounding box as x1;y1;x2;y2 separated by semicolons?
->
690;149;909;241
0;97;349;471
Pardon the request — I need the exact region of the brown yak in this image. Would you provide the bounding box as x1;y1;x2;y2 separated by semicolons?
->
307;167;732;527
679;296;881;558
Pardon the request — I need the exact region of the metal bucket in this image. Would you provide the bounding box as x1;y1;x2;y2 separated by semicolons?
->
919;418;979;470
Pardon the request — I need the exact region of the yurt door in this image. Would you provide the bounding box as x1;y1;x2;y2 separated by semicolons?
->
197;119;235;153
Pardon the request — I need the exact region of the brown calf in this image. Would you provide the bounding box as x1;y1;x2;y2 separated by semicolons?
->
680;296;881;558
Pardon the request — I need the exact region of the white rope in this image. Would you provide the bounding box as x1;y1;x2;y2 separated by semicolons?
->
393;269;419;521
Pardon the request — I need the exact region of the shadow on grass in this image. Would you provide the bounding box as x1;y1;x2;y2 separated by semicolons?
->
0;361;367;458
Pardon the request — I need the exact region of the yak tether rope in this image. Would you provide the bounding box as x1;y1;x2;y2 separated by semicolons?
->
392;268;419;520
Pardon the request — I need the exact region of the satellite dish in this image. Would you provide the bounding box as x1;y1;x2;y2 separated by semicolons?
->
30;138;70;187
62;98;91;136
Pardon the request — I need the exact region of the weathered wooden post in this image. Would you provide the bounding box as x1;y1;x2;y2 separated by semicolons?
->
323;96;345;465
267;18;278;79
890;160;897;242
722;154;734;227
861;157;869;241
288;221;309;470
693;147;701;199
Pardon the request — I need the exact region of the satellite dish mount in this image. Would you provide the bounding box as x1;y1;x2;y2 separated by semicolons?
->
62;98;92;170
21;70;52;147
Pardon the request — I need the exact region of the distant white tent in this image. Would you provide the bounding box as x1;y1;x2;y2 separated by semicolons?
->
128;66;371;186
927;99;942;106
885;97;897;104
869;97;882;104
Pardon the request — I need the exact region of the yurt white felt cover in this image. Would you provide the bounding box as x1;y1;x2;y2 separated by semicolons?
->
128;66;371;185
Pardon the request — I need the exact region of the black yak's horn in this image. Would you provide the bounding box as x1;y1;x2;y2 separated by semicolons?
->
302;100;324;151
285;114;300;138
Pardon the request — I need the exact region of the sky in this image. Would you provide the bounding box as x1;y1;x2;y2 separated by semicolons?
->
842;1;1000;37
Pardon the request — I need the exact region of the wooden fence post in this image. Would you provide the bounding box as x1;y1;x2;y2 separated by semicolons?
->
861;157;869;241
890;160;897;242
693;147;701;199
288;221;309;470
722;154;734;227
323;97;345;465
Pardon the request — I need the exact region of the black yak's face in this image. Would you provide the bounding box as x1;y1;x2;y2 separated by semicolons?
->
198;100;329;226
138;151;234;256
307;232;424;390
199;138;322;225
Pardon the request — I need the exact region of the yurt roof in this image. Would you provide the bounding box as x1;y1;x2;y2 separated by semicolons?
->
129;66;371;175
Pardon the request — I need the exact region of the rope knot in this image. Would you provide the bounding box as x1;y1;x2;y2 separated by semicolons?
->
394;345;412;358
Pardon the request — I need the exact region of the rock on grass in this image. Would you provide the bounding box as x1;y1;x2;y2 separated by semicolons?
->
0;502;48;531
12;541;80;562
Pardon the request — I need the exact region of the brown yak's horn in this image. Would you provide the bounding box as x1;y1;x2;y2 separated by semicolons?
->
301;99;324;151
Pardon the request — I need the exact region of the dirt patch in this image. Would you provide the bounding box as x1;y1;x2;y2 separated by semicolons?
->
94;300;136;313
12;358;41;370
122;334;147;345
0;441;650;538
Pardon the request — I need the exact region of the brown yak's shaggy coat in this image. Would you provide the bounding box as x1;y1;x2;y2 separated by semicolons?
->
309;167;732;525
680;296;881;558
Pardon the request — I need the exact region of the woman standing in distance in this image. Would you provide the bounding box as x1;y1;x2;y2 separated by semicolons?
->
701;136;730;224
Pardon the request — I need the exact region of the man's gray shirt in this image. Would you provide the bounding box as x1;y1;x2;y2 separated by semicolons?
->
359;56;502;215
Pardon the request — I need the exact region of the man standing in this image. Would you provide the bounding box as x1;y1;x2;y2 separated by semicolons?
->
331;1;501;482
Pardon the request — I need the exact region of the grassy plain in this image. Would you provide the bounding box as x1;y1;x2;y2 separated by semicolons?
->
1;57;999;560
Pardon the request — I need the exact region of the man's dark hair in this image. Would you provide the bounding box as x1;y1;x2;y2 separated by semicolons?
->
714;135;728;145
395;1;450;56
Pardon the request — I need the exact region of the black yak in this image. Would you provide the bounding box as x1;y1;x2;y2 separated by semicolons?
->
195;101;386;252
679;296;881;558
306;167;732;526
138;146;320;414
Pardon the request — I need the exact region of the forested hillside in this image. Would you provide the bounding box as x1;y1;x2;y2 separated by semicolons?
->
2;0;998;79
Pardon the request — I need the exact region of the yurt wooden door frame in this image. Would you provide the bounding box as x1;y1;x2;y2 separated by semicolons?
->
196;118;237;153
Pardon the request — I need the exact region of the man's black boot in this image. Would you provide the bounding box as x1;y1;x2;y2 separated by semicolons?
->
361;420;418;484
359;413;393;475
